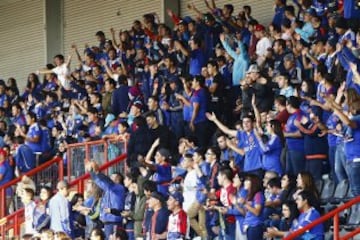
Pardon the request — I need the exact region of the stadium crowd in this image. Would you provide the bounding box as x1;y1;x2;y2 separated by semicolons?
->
1;0;360;239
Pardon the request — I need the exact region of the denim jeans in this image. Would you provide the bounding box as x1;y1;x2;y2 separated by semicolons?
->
286;150;305;176
348;160;360;197
335;143;349;182
328;146;337;183
218;222;236;240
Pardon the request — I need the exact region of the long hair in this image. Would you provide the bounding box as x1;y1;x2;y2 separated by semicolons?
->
246;174;262;201
270;119;285;146
298;171;319;200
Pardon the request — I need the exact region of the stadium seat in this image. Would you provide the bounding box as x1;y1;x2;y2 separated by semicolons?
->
320;179;336;205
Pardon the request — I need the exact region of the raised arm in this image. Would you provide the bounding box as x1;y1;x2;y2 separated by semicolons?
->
206;112;237;137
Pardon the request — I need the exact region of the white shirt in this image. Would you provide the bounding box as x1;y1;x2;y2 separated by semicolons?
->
49;192;71;235
182;169;197;212
52;63;71;90
25;200;36;234
256;37;272;58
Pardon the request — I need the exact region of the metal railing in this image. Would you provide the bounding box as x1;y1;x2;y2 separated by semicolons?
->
67;138;126;182
284;196;360;240
0;156;64;219
0;138;127;239
0;153;127;239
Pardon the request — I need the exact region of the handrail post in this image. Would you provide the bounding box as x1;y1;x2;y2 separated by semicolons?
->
58;157;64;181
0;188;5;218
333;213;340;240
14;211;19;237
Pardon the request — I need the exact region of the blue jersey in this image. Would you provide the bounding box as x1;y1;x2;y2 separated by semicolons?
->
190;88;208;124
196;161;210;204
153;163;172;196
189;49;205;76
285;110;304;151
258;134;283;175
237;130;263;172
26;123;42;153
344;116;360;162
244;192;264;227
290;207;324;240
0;94;8;108
0;160;13;195
326;113;339;147
182;91;193;122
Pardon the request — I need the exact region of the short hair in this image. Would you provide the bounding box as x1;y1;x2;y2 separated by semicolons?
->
207;146;221;160
287;96;301;109
285;5;295;15
148;95;159;103
224;4;234;14
267;177;281;188
193;75;205;86
219;166;234;181
23;188;35;199
57;180;69;190
274;39;286;50
26;112;37;122
105;78;116;87
143;180;157;193
95;31;105;37
207;59;218;69
275;95;287;106
297;190;317;207
144;111;157;119
54;54;64;61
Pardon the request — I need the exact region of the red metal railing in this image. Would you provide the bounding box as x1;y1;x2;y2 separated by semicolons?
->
0;154;127;238
284;196;360;240
0;138;127;238
67;138;126;182
0;156;64;218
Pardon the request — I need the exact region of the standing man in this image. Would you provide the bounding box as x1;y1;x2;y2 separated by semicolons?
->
167;191;188;240
49;181;72;237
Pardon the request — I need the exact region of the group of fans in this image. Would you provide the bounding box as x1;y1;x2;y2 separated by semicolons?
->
1;0;360;239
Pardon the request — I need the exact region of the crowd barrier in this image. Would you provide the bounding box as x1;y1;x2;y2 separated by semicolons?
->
0;138;127;238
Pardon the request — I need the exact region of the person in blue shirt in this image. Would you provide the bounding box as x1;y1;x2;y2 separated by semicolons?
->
273;0;286;29
11;104;26;127
289;190;324;240
177;75;209;147
13;136;35;174
140;138;172;197
16;112;42;154
175;37;205;76
284;96;305;176
111;75;129;117
255;120;284;176
328;96;360;197
242;174;265;240
86;161;125;238
207;112;264;177
0;148;13;211
220;33;250;117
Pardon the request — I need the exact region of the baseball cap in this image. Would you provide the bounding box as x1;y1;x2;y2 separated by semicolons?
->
254;24;265;32
169;191;184;204
246;64;260;74
0;148;6;157
104;113;116;127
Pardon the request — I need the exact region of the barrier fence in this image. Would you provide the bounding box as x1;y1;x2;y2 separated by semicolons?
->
0;138;127;239
67;139;126;182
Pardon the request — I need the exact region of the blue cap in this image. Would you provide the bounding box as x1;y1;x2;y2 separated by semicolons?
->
169;191;184;204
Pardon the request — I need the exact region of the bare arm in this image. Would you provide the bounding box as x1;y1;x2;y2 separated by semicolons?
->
206;112;237;137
